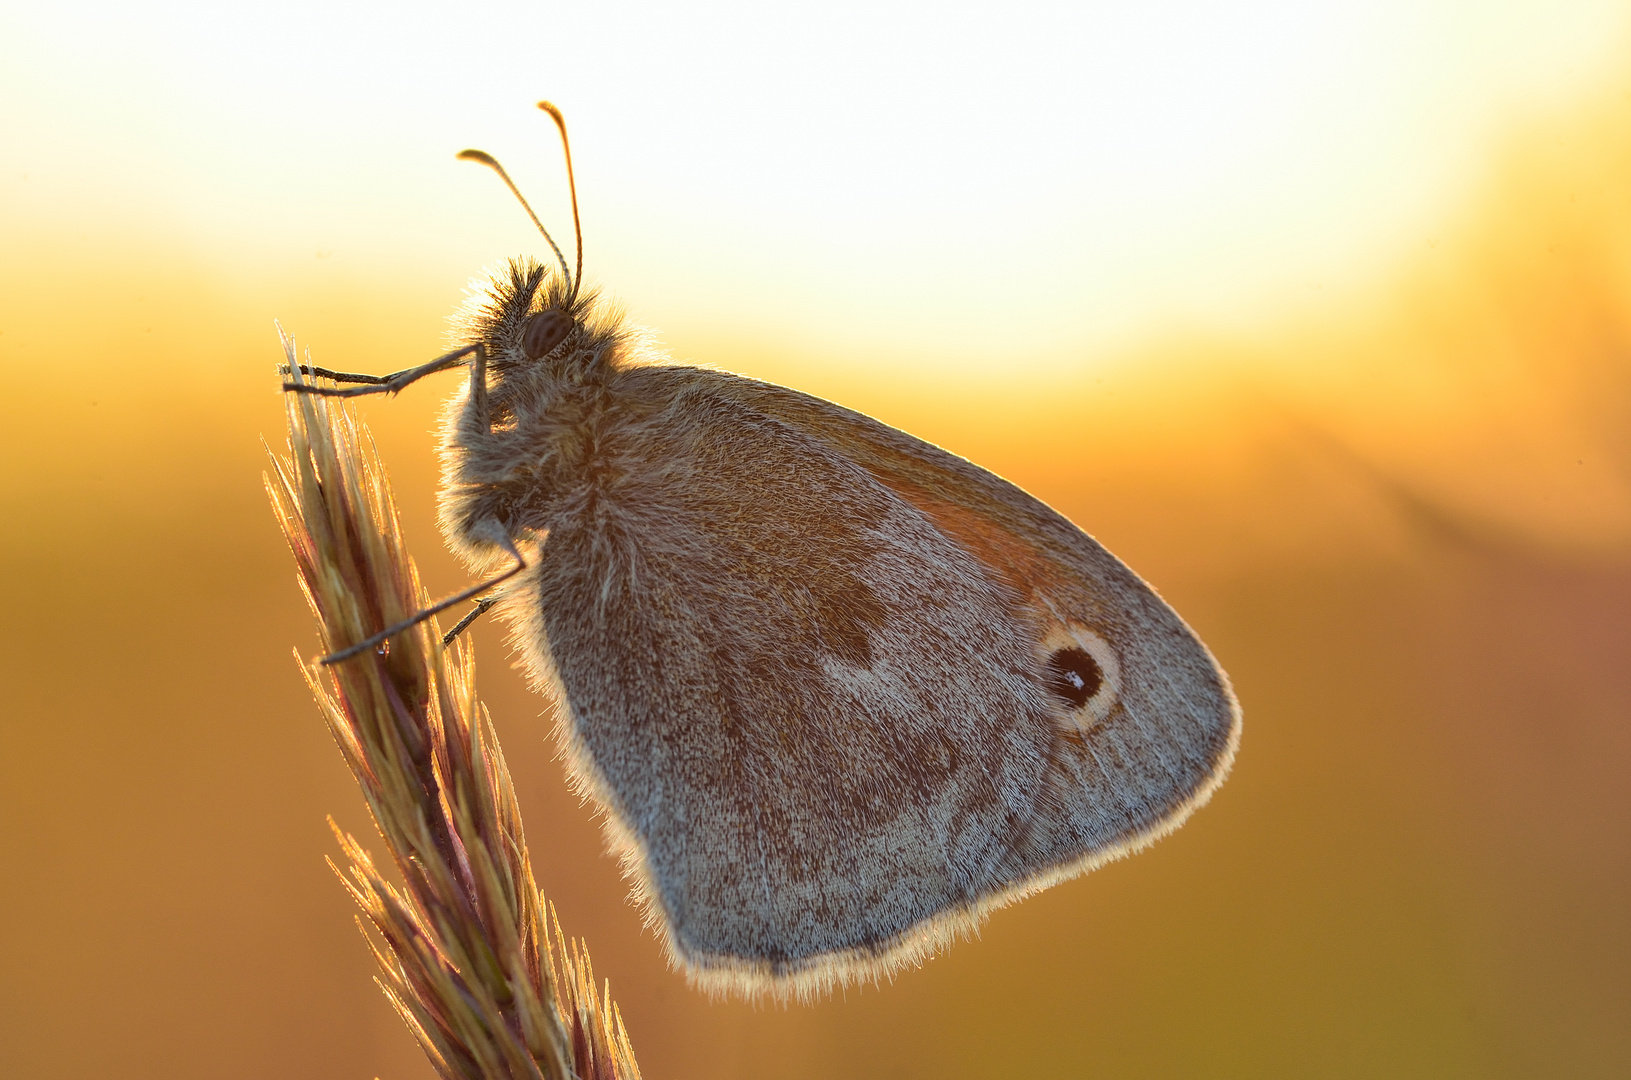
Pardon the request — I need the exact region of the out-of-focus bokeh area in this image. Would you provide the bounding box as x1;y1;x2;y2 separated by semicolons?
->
3;1;1629;1076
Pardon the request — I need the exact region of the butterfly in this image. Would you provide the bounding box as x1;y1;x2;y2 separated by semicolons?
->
287;102;1240;1001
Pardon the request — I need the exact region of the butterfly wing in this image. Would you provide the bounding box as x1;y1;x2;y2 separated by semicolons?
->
692;370;1241;865
511;365;1238;999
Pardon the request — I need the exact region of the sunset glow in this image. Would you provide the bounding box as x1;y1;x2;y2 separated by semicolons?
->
4;2;1630;1078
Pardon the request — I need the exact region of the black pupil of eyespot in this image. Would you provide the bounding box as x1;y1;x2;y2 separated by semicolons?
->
1046;647;1102;708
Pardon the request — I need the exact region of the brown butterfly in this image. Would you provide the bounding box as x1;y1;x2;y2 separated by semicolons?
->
286;102;1240;1001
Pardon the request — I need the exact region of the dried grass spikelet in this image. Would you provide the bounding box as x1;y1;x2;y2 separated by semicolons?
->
267;330;641;1080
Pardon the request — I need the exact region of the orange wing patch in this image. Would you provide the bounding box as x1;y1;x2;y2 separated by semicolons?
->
882;480;1122;734
884;479;1059;599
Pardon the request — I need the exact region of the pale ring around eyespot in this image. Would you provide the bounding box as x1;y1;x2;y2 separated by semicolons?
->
1039;623;1122;732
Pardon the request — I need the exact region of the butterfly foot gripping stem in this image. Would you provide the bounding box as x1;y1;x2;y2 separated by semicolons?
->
442;595;500;646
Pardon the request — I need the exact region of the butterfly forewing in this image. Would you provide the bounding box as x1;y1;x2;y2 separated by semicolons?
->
700;371;1241;868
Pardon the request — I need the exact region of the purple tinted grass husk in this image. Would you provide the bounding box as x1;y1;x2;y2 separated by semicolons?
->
267;330;641;1080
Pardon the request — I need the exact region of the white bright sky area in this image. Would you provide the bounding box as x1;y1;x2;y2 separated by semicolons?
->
2;0;1628;375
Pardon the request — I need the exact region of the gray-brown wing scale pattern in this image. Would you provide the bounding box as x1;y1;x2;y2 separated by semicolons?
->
690;368;1241;898
511;377;1066;994
505;364;1239;998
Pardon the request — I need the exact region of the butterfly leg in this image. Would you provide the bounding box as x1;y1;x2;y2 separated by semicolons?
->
467;340;491;434
282;344;482;398
441;595;499;646
318;535;525;666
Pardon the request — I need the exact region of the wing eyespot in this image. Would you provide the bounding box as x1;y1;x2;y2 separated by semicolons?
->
1036;622;1122;733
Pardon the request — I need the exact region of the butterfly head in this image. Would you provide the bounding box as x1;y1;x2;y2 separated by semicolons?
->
458;102;610;373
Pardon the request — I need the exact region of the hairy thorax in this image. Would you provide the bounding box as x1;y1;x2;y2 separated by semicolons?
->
437;315;659;573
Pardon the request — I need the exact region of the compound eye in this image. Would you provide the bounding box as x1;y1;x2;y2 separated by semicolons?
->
522;310;575;359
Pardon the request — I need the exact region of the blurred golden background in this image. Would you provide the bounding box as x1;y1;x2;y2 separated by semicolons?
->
2;1;1629;1076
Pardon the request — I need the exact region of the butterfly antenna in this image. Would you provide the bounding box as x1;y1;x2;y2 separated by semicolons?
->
536;101;584;308
457;148;573;296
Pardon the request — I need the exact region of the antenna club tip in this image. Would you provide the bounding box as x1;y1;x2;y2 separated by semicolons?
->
537;102;570;139
457;149;498;165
